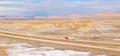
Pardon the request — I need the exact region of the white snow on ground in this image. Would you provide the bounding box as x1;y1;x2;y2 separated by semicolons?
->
0;43;107;56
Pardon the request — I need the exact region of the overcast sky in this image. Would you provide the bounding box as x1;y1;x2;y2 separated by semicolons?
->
0;0;119;16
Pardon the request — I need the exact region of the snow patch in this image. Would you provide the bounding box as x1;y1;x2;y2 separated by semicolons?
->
0;43;107;56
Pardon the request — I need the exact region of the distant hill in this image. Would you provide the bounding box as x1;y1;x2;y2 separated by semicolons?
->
0;10;120;20
34;10;120;19
0;16;34;20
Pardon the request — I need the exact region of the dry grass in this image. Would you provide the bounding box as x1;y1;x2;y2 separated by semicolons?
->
0;19;120;40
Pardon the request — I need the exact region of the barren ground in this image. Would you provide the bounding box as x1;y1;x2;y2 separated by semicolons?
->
0;46;8;56
0;19;119;56
0;19;120;41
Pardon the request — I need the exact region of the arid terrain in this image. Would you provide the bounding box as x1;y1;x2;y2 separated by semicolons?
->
0;0;119;55
0;18;120;41
0;11;119;56
0;18;120;56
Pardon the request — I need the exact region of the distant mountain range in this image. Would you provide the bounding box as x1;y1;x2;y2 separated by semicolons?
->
0;10;120;20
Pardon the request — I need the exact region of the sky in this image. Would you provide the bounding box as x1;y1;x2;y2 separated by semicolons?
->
0;0;119;16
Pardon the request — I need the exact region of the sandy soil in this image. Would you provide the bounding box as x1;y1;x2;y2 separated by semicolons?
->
0;19;120;41
0;46;8;56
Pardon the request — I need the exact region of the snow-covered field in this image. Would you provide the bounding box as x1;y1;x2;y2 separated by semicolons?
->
0;43;107;56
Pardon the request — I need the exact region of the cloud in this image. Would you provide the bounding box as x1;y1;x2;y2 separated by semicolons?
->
0;0;119;16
